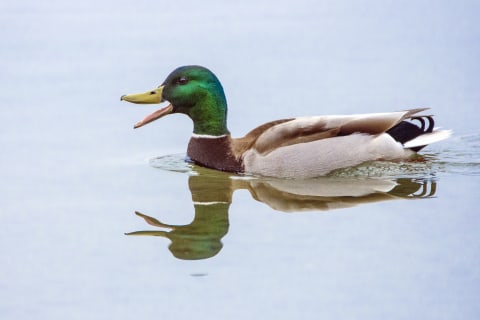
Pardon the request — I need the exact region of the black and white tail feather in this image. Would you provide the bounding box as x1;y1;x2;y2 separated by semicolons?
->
387;112;451;152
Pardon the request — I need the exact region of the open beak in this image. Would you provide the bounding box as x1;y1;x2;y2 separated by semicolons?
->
121;85;173;129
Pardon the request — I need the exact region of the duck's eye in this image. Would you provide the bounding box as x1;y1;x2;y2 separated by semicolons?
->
177;77;188;85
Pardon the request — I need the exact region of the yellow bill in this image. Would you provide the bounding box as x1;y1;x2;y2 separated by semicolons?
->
121;86;173;129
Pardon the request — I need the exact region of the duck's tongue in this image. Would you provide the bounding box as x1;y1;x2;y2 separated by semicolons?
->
134;104;173;129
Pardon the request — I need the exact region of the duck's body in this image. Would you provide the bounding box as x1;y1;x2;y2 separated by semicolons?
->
121;66;451;178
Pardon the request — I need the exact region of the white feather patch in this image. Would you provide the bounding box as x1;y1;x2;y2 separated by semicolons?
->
191;133;228;139
243;133;411;178
193;201;229;205
403;130;452;148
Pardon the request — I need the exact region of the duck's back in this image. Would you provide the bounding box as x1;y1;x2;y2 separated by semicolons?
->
237;109;450;178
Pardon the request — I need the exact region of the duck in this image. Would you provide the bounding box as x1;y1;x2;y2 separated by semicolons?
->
121;65;451;178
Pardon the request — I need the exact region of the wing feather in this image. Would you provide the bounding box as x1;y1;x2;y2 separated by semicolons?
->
232;109;430;156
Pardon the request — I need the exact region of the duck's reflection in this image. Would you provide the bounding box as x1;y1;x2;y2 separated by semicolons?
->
127;166;436;260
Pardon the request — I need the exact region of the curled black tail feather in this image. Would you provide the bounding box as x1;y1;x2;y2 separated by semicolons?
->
387;115;435;152
411;116;434;133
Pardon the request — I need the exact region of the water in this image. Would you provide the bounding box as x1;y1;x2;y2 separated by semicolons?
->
1;0;479;319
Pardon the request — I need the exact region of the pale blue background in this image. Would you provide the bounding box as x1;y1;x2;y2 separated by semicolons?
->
1;1;479;319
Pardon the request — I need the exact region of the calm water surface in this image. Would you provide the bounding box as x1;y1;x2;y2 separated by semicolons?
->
1;0;479;319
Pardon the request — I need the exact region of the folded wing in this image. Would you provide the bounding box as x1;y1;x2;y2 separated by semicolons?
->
241;108;430;155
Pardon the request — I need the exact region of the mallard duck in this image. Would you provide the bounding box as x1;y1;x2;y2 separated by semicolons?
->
121;65;451;178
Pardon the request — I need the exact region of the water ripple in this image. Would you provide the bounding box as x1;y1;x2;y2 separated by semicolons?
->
149;154;194;174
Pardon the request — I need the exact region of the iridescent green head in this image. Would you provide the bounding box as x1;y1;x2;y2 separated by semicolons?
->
121;65;229;136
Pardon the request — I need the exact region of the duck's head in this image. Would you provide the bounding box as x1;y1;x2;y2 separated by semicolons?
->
121;65;229;136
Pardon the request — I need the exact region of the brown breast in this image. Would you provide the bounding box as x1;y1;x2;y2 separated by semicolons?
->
187;135;244;173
